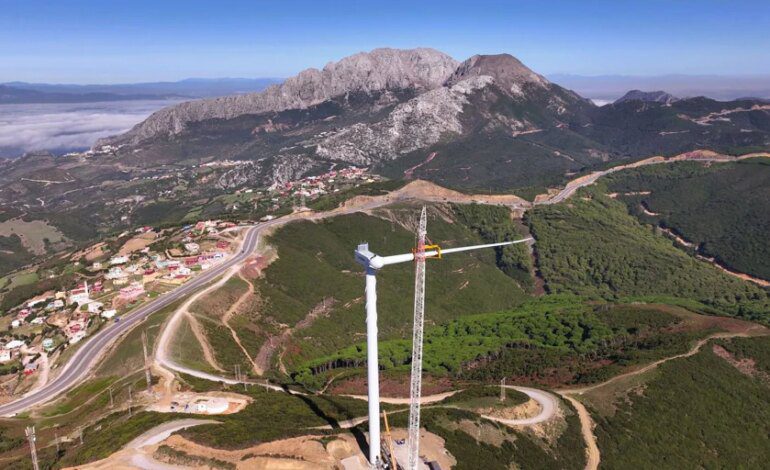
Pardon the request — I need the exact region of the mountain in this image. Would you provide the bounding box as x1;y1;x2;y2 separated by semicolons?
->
549;73;770;102
0;84;179;104
2;78;282;102
614;90;678;105
0;47;768;254
105;48;459;145
96;48;769;192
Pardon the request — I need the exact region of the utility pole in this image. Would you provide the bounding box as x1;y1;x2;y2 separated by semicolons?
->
128;384;133;417
142;330;152;393
25;426;39;470
109;386;114;408
54;430;60;453
500;377;506;402
79;428;84;446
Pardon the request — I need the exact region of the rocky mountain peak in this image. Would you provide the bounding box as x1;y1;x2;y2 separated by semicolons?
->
445;53;549;95
615;89;679;105
105;47;458;145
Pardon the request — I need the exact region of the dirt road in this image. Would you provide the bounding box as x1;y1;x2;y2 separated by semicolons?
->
558;325;770;470
482;386;558;426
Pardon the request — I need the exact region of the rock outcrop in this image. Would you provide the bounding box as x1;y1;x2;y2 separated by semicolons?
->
105;48;458;145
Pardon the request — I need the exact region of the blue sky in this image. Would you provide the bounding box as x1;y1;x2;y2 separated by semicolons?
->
2;0;769;83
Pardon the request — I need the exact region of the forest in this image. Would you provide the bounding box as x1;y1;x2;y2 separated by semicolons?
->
592;336;770;469
604;158;770;280
451;203;534;291
292;297;711;388
526;187;769;322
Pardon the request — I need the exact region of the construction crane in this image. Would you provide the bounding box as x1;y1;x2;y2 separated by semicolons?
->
407;207;428;470
354;208;533;468
382;410;397;469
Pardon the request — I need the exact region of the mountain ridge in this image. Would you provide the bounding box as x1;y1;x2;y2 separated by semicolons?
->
614;89;678;105
104;48;459;145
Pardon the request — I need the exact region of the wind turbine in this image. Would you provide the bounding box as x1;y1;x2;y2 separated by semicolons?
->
355;207;533;467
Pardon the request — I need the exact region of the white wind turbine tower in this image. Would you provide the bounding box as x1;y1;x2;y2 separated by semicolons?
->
355;206;533;468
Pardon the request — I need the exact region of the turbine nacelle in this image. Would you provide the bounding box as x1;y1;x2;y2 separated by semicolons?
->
354;243;385;270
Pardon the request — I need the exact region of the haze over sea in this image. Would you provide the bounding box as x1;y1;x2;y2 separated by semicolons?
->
0;100;179;158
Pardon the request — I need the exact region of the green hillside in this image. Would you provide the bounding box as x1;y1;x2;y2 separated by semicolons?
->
293;297;727;388
255;206;531;372
604;157;770;280
526;188;769;322
589;335;770;469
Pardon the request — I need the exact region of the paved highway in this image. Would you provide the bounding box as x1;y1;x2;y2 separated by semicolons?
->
0;222;272;417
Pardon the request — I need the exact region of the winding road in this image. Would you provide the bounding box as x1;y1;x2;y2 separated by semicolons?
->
4;150;763;429
0;222;271;417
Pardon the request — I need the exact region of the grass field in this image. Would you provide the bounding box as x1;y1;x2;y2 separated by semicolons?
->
95;300;181;377
0;217;67;255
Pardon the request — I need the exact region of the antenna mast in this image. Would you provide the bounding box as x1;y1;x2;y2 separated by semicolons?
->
407;206;428;470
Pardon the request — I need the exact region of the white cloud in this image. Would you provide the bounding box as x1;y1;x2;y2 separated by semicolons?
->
0;100;177;156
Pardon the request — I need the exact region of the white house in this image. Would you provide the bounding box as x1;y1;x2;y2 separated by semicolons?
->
109;255;129;265
101;309;117;319
184;242;200;253
27;298;46;308
87;302;104;314
0;349;11;362
68;290;90;306
106;266;126;280
5;340;25;350
10;319;21;329
69;331;86;344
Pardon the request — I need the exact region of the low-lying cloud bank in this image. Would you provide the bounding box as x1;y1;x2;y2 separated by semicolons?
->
0;100;178;157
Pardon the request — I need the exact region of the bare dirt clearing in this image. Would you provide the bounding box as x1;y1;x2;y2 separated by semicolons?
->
147;390;250;415
0;217;67;255
117;231;159;256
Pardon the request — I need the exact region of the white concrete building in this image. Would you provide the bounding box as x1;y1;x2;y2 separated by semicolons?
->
109;255;129;265
101;309;117;319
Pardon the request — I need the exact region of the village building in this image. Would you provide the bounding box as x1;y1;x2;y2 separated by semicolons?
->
87;302;104;314
68;282;91;305
101;309;117;319
119;282;145;301
106;266;126;280
4;340;25;350
109;255;129;265
27;298;47;308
